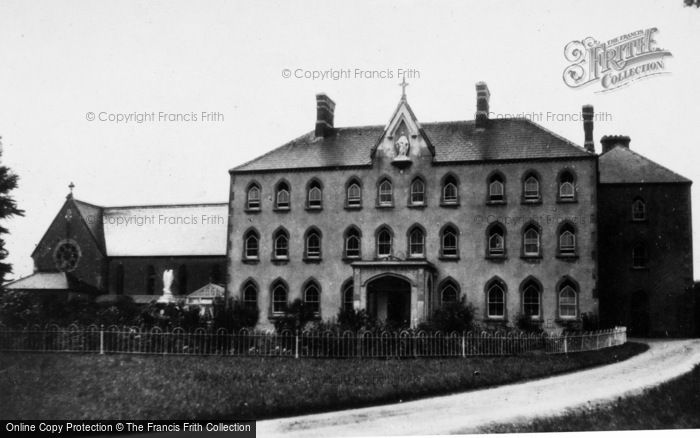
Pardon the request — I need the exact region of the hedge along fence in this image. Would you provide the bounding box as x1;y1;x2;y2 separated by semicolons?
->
0;324;627;358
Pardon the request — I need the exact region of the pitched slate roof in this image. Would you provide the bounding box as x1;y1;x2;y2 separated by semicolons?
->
5;271;100;294
65;200;228;257
599;146;691;184
232;118;592;172
101;203;228;257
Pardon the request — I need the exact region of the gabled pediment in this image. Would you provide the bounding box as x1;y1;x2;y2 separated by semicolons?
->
371;98;435;162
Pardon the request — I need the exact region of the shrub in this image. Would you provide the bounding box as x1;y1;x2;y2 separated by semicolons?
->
420;297;476;333
274;299;317;332
515;312;543;333
336;308;375;332
212;297;258;331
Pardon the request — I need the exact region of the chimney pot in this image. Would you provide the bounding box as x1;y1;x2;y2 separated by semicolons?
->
475;82;490;129
600;135;631;154
315;93;336;138
582;105;595;153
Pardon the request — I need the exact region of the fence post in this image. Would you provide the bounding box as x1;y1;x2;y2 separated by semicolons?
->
563;336;568;354
294;330;299;359
461;332;466;358
99;325;104;355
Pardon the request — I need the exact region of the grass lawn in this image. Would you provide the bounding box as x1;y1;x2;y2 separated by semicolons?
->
481;362;700;432
0;342;646;420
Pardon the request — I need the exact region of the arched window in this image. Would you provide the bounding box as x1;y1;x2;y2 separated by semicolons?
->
303;280;321;315
487;223;506;257
344;226;361;259
558;223;577;256
346;179;362;208
486;278;506;318
441;224;459;257
521;279;541;318
273;228;289;259
440;279;459;305
410;177;426;205
376;226;393;257
408;225;425;257
377;178;393;207
305;228;321;259
558;170;576;200
246;183;261;210
275;181;290;210
442;174;459;205
488;173;505;202
523;173;540;201
271;280;288;315
632;244;648;268
178;264;188;294
523;224;541;257
242;280;258;311
146;265;156;294
342;280;354;312
243;228;259;259
307;180;323;209
632;198;646;221
558;280;578;318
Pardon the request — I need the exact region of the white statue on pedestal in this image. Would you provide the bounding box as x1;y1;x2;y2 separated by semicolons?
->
157;269;176;303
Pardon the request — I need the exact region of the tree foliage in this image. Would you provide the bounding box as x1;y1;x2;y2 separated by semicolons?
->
0;137;25;286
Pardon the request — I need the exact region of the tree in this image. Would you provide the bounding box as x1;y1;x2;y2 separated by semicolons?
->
0;136;25;287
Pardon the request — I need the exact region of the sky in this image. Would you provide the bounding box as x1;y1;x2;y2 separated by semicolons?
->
1;0;699;280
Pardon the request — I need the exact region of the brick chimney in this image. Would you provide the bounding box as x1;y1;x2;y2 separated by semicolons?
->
600;135;631;154
315;93;336;138
475;82;490;129
582;105;595;153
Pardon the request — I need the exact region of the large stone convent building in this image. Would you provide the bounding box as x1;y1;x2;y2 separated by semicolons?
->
226;83;694;335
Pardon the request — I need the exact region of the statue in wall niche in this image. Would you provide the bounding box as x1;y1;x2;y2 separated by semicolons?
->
158;269;176;303
395;135;410;158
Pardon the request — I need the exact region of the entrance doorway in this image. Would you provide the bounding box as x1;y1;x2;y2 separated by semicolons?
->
366;275;411;327
630;290;650;336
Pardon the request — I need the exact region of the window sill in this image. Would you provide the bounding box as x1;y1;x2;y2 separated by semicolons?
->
407;256;426;261
305;206;323;212
303;257;322;264
521;199;542;205
345;205;362;211
273;207;291;213
376;204;394;209
242;258;260;265
485;316;506;322
408;204;427;209
271;258;289;265
521;255;543;261
486;200;506;206
440;201;460;208
342;256;361;263
244;208;261;214
556;198;577;204
486;255;507;261
438;255;460;261
556;254;579;261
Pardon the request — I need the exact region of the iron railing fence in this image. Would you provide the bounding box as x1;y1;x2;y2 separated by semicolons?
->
0;324;627;358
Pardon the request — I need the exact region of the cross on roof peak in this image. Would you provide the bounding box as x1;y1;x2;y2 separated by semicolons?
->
399;77;409;100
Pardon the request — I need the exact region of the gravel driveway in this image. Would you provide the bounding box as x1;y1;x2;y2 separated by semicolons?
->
257;339;700;437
